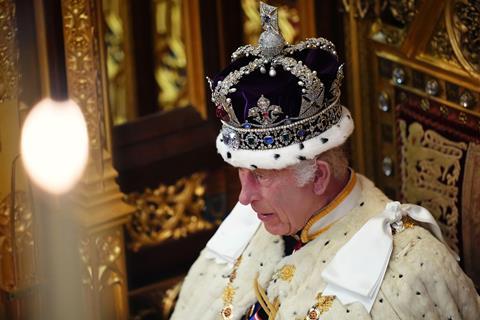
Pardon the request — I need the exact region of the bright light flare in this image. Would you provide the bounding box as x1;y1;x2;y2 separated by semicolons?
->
21;98;89;194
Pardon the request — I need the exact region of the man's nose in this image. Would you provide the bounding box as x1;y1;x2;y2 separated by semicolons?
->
238;170;257;205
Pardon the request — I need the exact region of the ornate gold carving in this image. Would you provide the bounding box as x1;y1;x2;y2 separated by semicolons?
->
62;0;105;174
0;0;19;103
125;172;215;251
0;191;36;290
368;0;420;46
152;0;189;111
462;142;480;285
370;20;404;45
427;20;459;65
242;0;301;45
79;227;128;318
103;0;130;125
386;0;418;25
452;0;480;72
399;121;467;254
80;229;125;292
445;0;480;78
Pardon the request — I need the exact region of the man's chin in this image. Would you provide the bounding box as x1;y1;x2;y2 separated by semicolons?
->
263;222;289;236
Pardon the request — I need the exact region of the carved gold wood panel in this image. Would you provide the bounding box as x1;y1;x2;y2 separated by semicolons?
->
103;0;137;125
343;0;480;285
445;0;480;78
103;0;206;121
153;0;189;112
125;172;217;251
61;0;133;318
62;0;107;172
80;227;129;319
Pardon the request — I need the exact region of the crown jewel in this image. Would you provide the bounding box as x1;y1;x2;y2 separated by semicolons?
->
259;3;285;58
209;2;344;152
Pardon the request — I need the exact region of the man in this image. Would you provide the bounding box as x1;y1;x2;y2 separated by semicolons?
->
171;3;479;319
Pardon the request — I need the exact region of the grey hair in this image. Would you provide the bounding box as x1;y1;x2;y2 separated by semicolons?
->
291;146;349;187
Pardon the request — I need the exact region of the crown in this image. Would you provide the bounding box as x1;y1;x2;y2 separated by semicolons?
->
209;2;353;170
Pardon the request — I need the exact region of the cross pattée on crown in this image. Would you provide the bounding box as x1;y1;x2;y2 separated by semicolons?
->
260;2;280;33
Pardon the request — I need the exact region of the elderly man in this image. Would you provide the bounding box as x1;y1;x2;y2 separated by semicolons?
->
171;3;479;320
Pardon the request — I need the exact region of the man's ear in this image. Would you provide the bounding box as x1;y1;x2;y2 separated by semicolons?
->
313;159;331;195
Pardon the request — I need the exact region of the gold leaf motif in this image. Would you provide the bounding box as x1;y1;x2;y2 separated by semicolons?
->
316;295;335;313
274;264;296;282
222;285;235;304
305;294;335;319
221;255;243;318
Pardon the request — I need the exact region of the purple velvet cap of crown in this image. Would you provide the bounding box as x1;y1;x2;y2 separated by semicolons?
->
212;48;341;125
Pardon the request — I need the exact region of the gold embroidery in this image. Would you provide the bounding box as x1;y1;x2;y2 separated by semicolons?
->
275;264;295;282
305;294;335;320
222;286;235;305
221;255;242;320
316;295;335;311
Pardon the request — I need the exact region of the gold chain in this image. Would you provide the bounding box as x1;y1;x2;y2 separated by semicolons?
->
221;255;243;320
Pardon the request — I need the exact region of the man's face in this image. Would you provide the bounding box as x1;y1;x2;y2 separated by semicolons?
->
238;167;318;235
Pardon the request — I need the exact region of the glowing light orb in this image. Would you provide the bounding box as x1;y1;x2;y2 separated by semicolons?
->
21;98;89;194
